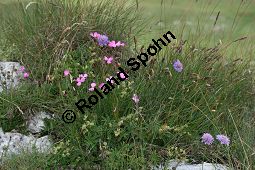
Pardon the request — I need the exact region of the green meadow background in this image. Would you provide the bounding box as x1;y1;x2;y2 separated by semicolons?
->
1;0;255;40
1;0;254;58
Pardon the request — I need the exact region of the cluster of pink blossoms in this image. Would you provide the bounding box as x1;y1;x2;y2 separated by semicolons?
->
64;32;139;103
63;70;88;86
18;66;29;79
90;32;125;48
75;74;88;86
90;32;125;65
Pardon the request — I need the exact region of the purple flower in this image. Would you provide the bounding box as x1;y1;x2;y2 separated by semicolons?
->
201;133;214;145
173;59;183;72
132;94;139;104
216;134;230;145
97;35;109;46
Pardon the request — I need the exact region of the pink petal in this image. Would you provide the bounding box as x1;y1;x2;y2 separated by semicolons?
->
108;41;117;48
64;70;70;76
80;77;86;83
107;58;113;64
89;87;95;91
90;32;101;38
91;82;96;88
99;83;104;88
20;66;25;72
23;72;29;78
120;73;126;79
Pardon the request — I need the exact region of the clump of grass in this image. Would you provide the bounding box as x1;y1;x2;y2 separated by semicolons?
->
2;0;143;80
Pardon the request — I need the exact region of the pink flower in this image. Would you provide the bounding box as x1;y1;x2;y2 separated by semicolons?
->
64;70;70;77
20;66;25;72
132;94;139;104
99;83;105;88
104;56;113;64
117;72;127;79
79;74;88;82
120;73;126;79
23;72;29;78
116;41;125;47
76;77;85;83
108;40;125;48
75;73;88;86
90;32;101;38
106;76;115;84
89;82;97;91
76;81;82;86
108;40;117;48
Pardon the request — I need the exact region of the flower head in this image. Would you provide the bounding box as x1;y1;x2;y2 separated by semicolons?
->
104;56;113;64
89;82;97;91
97;34;109;46
108;40;125;48
173;59;183;72
132;94;139;104
216;134;230;145
23;72;29;78
19;66;25;72
108;40;117;48
116;41;125;47
120;73;126;79
75;73;88;86
106;76;115;84
117;72;127;80
201;133;214;145
76;81;82;86
90;32;101;38
79;74;88;81
99;83;105;88
64;70;70;77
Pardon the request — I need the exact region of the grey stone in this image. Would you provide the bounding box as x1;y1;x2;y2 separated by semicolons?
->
152;160;230;170
0;62;22;93
27;111;53;133
0;128;51;161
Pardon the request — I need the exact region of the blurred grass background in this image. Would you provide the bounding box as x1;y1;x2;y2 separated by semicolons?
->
0;0;255;44
137;0;255;43
1;0;255;40
2;0;254;59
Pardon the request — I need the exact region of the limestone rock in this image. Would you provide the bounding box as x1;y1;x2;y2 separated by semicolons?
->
153;160;230;170
0;128;51;161
27;111;53;133
0;62;21;93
